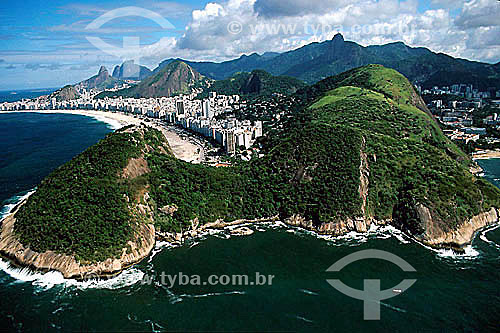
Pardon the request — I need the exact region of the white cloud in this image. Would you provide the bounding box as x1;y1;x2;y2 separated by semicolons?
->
3;0;499;89
168;0;499;63
455;0;500;28
253;0;351;18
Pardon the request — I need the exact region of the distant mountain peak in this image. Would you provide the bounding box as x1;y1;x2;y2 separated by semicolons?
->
112;60;152;81
98;66;108;76
151;35;500;90
77;65;121;91
332;33;344;43
99;60;207;98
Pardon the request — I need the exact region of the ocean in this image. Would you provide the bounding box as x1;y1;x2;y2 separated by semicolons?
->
0;112;499;332
0;89;56;103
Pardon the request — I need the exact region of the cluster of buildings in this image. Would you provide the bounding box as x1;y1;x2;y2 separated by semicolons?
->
417;83;500;100
425;84;500;144
0;91;263;156
165;93;263;155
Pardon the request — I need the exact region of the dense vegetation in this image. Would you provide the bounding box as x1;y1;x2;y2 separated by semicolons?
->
168;34;500;89
14;127;147;262
304;66;500;232
146;123;362;232
198;70;305;99
146;65;500;235
14;64;500;263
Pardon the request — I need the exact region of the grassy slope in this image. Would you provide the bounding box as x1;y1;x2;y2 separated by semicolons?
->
307;66;500;233
14;65;500;262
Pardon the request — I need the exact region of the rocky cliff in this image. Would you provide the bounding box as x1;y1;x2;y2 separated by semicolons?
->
415;206;499;249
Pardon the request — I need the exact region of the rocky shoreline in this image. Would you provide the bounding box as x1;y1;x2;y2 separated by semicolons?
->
415;206;500;251
1;197;499;279
0;199;155;280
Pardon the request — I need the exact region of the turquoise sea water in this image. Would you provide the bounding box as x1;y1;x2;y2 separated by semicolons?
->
0;113;499;332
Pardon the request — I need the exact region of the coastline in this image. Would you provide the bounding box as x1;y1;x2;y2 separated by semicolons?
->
0;111;206;280
1;193;499;280
1;110;499;280
472;149;500;160
0;198;155;280
1;110;202;163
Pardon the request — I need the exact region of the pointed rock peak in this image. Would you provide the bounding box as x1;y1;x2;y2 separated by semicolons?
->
98;66;108;75
332;33;344;43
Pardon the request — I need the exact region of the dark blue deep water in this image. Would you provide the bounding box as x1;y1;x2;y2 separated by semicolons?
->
0;112;499;332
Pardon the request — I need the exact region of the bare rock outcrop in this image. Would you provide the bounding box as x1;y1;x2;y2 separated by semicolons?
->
416;205;499;248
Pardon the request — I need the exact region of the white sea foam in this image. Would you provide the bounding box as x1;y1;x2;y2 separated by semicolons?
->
380;301;407;313
0;189;36;219
479;224;500;249
87;114;122;131
179;291;246;299
0;257;145;290
295;315;314;323
424;243;480;259
66;268;145;290
434;245;479;259
0;188;144;290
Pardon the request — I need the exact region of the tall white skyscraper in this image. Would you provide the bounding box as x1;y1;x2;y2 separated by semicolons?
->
202;99;211;118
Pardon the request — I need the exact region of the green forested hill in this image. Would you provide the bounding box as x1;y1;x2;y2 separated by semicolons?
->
13;65;500;264
304;66;500;232
198;70;306;98
162;34;500;90
14;126;170;262
96;61;207;99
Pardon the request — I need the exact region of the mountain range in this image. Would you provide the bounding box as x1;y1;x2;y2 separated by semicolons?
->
97;61;209;99
76;66;122;91
160;33;500;90
79;34;500;98
112;61;152;81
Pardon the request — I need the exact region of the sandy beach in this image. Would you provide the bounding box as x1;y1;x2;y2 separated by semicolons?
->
472;150;500;160
2;110;202;163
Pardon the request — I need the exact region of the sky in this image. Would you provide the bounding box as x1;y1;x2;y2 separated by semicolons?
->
0;0;499;90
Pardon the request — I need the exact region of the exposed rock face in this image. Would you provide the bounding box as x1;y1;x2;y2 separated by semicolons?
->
416;206;499;248
77;66;120;91
284;144;500;247
0;202;155;279
112;61;152;80
286;215;374;235
286;143;374;235
122;156;150;179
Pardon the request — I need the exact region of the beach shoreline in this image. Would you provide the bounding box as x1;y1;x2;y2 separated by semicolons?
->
472;149;500;160
1;110;203;163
